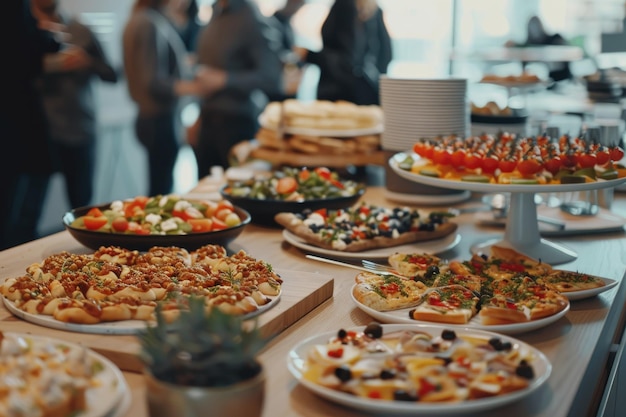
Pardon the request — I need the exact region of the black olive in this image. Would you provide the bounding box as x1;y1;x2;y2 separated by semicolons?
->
441;329;457;341
516;360;535;379
364;322;383;339
337;329;347;339
418;223;435;232
500;341;513;351
334;365;352;382
380;369;396;380
424;265;440;279
488;337;503;350
393;390;417;401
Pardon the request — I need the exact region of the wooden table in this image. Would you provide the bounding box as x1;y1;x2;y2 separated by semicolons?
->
2;187;626;417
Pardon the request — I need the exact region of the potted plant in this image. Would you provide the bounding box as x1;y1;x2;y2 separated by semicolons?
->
138;296;267;417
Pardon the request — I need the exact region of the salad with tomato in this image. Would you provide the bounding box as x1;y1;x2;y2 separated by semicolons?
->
401;132;626;185
222;167;364;201
70;195;243;235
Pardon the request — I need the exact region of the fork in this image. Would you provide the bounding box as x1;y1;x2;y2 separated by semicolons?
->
361;260;407;277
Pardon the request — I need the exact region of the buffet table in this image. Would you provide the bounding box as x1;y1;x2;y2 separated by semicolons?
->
1;186;626;417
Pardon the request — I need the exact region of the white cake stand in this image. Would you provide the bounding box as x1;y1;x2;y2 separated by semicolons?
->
390;152;626;265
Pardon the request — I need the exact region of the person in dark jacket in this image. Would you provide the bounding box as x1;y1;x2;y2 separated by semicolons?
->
0;0;60;249
300;0;392;105
33;0;118;210
192;0;283;176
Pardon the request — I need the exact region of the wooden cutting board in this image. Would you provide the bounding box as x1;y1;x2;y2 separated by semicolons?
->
0;266;333;373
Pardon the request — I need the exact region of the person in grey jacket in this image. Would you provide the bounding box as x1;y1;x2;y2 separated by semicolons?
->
123;0;200;196
191;0;283;177
33;0;118;209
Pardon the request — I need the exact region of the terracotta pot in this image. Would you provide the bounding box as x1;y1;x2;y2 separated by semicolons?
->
145;369;265;417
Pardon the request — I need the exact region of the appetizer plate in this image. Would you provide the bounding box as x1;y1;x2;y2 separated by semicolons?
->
350;285;570;335
282;230;461;261
63;204;251;252
390;152;626;193
221;185;365;227
2;332;128;417
2;288;281;335
564;277;618;301
287;323;551;415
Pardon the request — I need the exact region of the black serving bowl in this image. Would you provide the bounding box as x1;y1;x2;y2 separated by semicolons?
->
63;203;251;252
220;185;366;227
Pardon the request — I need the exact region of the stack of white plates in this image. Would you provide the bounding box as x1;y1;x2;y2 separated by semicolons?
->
380;76;469;151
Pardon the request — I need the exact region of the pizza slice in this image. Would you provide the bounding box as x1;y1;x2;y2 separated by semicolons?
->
537;269;606;293
408;285;480;324
431;269;483;294
352;272;428;311
275;203;457;252
479;275;568;324
387;252;447;279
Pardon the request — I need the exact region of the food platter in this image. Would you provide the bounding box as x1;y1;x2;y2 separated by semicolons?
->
64;204;251;251
2;287;282;335
350;286;570;335
282;230;461;261
1;332;128;417
390;152;626;264
287;323;552;414
221;185;365;227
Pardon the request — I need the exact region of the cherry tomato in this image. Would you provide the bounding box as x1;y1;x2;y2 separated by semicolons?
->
595;148;611;165
516;158;543;176
87;207;104;217
83;216;108;230
610;146;625;162
275;176;298;194
298;168;310;181
172;209;192;221
188;218;214;233
576;153;597;169
481;156;499;175
314;167;332;180
111;217;129;232
498;159;517;173
543;156;562;175
464;153;482;170
412;142;429;157
560;153;577;169
431;147;452;165
450;149;466;167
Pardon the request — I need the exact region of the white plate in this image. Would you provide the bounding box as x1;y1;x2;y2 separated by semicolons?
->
283;230;461;261
287;323;551;414
2;286;282;335
563;277;619;301
390;152;626;193
2;332;127;417
350;285;570;335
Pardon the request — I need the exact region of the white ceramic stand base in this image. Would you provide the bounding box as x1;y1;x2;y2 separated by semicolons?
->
470;192;577;265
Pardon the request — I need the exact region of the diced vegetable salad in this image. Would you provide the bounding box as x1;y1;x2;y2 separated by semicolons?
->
223;167;364;201
70;195;243;235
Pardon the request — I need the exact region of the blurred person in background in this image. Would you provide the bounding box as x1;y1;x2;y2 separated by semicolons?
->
32;0;118;210
268;0;306;101
165;0;203;60
297;0;392;106
0;0;60;249
123;0;202;196
191;0;283;177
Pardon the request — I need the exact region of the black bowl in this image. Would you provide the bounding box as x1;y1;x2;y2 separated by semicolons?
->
220;185;366;226
63;203;251;252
